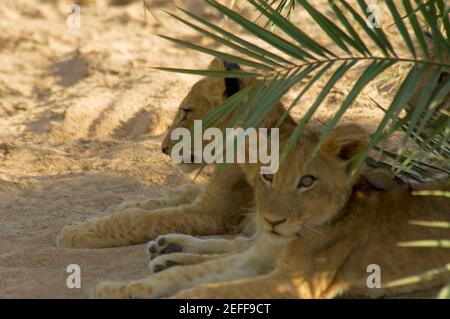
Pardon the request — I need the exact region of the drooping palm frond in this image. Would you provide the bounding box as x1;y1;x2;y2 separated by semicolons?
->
155;0;450;180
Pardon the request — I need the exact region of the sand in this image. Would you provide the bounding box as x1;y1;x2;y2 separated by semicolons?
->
0;0;438;298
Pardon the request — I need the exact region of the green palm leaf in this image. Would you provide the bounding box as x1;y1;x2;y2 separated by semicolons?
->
155;0;450;181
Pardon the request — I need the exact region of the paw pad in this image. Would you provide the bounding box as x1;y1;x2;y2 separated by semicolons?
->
152;259;179;273
157;237;166;246
147;236;183;260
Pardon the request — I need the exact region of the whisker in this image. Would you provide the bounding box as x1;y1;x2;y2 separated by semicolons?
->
302;225;321;240
306;223;327;239
310;226;325;239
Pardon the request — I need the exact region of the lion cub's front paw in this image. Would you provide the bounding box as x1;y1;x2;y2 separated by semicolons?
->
149;254;181;273
57;220;108;248
147;235;185;260
58;224;95;248
91;281;154;299
147;234;214;273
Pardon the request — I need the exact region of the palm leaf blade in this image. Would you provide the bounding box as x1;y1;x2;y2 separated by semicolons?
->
205;0;310;61
385;0;417;57
158;34;274;70
177;6;294;66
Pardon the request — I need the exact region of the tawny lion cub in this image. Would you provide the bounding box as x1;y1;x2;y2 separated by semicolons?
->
91;124;450;299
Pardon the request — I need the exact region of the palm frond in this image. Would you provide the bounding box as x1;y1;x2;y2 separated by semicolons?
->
156;0;450;180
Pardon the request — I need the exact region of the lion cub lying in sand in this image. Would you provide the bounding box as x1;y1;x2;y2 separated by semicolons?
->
91;123;450;298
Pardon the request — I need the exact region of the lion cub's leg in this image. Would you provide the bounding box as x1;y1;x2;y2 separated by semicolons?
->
59;165;251;248
57;204;227;248
171;270;295;298
170;267;352;299
171;263;352;299
115;184;203;212
147;234;252;257
167;235;359;299
148;253;229;273
91;237;281;299
146;234;253;271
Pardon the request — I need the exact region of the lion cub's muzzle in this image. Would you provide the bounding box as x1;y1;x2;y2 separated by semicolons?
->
262;216;287;237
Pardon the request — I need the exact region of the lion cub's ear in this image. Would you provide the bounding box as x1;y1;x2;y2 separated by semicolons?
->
207;58;241;72
207;58;226;71
207;59;242;97
323;124;369;164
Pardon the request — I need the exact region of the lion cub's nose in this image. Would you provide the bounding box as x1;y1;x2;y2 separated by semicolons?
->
264;217;287;227
161;145;170;155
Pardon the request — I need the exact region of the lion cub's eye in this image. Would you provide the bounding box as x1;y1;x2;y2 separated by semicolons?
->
298;175;316;189
261;173;274;184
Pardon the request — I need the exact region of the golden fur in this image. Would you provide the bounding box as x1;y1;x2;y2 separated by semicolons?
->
90;124;450;299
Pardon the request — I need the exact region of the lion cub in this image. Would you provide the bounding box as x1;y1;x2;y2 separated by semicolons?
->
91;124;449;298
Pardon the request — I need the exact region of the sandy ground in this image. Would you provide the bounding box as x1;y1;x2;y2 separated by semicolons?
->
0;0;438;298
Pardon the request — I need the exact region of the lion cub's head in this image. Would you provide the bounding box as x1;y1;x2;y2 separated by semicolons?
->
242;124;369;239
161;58;243;173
